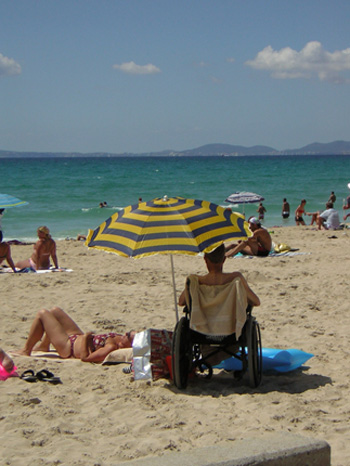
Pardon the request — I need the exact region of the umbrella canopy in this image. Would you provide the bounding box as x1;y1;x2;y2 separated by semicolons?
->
0;193;28;209
225;192;264;205
85;196;251;320
85;195;250;258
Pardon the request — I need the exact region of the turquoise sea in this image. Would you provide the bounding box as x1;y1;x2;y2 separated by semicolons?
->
1;155;350;242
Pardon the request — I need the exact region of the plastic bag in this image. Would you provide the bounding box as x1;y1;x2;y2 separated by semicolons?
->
133;329;173;381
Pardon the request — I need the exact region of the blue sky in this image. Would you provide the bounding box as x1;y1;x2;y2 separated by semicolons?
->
1;0;350;153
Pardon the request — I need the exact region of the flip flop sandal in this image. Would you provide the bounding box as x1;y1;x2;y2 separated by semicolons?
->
36;369;62;384
20;369;37;383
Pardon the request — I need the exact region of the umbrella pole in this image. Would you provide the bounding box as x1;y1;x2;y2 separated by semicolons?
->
170;255;179;322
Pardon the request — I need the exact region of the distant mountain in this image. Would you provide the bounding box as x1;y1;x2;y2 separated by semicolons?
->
283;140;350;155
1;140;350;158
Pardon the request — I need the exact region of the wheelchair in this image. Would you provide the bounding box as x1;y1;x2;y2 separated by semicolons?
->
172;303;262;389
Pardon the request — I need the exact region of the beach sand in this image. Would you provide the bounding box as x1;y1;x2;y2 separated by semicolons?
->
1;226;350;466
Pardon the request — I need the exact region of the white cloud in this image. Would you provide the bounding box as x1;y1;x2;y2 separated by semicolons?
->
112;61;161;75
245;41;350;83
0;53;21;77
226;57;235;63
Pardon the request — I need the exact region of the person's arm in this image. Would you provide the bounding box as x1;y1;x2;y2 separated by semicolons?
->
50;241;59;268
81;342;119;363
238;273;260;307
5;244;16;273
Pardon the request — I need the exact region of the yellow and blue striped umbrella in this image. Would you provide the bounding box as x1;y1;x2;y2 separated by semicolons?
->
85;196;250;258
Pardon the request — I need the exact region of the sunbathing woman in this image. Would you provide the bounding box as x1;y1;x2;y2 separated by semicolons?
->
15;307;135;363
0;231;17;272
15;226;58;270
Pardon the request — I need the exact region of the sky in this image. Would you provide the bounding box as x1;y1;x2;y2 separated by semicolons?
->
1;0;350;154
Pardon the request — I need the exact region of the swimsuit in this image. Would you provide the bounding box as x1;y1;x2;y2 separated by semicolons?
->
68;332;119;357
92;333;118;350
257;245;270;257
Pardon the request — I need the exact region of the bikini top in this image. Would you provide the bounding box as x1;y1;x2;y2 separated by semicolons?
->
92;333;119;350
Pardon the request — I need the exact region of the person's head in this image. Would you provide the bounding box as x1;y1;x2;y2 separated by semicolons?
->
326;202;333;209
118;330;136;348
204;244;225;265
37;226;51;239
283;198;287;202
248;216;261;231
301;199;306;205
0;209;5;215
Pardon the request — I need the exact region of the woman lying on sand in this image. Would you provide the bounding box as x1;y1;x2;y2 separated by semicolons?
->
15;226;58;271
15;307;135;363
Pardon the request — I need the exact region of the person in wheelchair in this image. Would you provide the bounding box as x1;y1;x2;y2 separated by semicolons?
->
178;243;260;309
173;244;262;389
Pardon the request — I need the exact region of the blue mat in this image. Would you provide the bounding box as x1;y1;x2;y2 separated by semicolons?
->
214;348;314;373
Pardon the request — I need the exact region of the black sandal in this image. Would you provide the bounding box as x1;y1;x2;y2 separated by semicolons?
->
36;369;62;384
20;369;37;383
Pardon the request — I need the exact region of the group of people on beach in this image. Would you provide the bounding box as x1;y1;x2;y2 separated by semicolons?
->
2;185;349;377
293;190;347;230
0;226;58;273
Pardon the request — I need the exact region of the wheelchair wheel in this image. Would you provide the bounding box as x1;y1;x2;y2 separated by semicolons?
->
246;316;262;388
172;317;192;389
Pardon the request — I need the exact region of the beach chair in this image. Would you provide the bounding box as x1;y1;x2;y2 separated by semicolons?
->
172;275;262;389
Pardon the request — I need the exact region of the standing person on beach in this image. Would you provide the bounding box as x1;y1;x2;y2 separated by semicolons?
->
295;199;308;226
343;184;350;220
257;202;266;221
15;226;58;270
0;231;17;272
328;191;336;204
282;198;290;219
15;307;135;363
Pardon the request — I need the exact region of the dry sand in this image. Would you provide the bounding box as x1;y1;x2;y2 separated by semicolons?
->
1;226;350;466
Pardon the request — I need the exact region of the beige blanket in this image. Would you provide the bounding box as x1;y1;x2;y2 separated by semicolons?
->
186;275;247;337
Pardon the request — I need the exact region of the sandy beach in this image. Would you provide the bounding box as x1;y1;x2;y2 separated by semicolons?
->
1;226;350;466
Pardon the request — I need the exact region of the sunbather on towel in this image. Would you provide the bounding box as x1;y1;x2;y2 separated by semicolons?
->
178;244;260;308
15;226;58;271
14;307;135;363
225;217;272;258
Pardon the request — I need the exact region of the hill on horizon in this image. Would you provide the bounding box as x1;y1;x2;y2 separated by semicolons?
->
1;140;350;157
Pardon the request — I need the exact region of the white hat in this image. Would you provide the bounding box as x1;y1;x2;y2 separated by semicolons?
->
348;182;350;190
248;216;261;225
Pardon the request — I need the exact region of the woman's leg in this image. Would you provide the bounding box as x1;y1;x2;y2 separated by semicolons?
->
33;307;84;352
17;308;73;358
14;259;31;269
49;307;84;334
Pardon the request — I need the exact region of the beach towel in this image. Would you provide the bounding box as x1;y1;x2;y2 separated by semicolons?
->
0;267;73;274
186;275;247;338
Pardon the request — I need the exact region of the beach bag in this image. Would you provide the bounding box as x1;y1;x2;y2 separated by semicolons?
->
133;329;173;381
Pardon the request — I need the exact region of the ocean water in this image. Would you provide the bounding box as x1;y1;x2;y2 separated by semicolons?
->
1;155;350;242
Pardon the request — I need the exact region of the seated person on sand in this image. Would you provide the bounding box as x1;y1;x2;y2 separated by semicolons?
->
0;347;15;373
178;244;260;308
15;307;135;363
0;231;17;272
15;226;58;271
316;202;340;230
225;217;272;258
